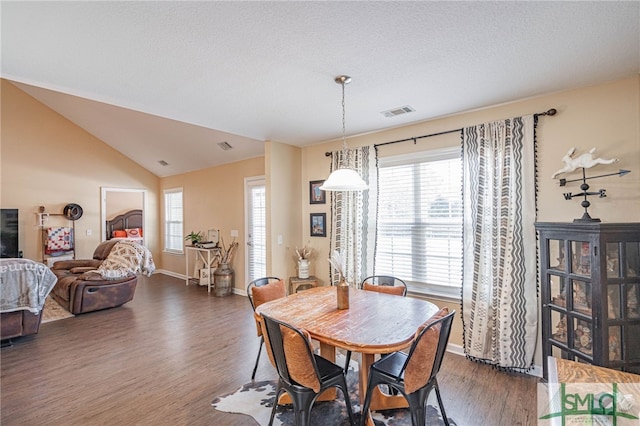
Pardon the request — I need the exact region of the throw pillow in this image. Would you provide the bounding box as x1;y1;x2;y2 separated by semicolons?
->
125;228;142;238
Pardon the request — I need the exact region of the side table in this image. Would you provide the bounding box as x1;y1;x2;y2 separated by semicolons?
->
288;276;318;294
185;246;221;293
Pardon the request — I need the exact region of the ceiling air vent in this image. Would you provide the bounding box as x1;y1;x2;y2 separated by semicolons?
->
158;160;169;166
217;141;233;151
381;105;415;118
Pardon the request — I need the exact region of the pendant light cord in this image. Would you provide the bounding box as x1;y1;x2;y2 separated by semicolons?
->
337;75;351;168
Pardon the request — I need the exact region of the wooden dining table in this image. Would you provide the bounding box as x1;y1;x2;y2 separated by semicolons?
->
255;285;440;423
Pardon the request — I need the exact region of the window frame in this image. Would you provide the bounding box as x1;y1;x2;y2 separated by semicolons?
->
163;187;184;254
376;146;463;300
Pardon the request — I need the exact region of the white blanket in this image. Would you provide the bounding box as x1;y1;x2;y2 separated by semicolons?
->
97;241;155;280
0;259;58;314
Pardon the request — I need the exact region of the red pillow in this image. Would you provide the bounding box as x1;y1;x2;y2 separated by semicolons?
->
113;230;127;238
125;228;142;238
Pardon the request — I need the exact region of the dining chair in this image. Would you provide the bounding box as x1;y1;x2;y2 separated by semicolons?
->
360;275;408;296
247;277;285;380
360;308;455;426
261;313;356;426
342;275;409;371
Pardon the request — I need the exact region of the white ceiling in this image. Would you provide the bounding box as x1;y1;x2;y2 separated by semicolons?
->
2;1;639;177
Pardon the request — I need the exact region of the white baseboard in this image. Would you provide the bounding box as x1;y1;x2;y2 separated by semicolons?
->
446;343;465;357
446;343;542;377
155;269;183;279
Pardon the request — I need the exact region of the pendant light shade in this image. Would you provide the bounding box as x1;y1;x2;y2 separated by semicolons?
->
320;167;369;191
320;75;368;192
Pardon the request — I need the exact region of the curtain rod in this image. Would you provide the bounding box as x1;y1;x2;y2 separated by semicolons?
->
324;108;557;156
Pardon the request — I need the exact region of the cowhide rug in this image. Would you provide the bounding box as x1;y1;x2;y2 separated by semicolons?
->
212;355;456;425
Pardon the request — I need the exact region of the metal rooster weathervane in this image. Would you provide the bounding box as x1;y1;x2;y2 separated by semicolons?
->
552;147;630;223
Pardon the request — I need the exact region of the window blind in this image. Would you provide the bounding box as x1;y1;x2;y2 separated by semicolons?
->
376;148;462;296
164;188;183;253
247;185;266;279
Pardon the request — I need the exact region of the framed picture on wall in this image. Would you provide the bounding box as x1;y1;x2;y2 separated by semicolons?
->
309;180;326;204
310;213;326;237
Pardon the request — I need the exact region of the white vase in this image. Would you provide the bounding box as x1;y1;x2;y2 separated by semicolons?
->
298;259;310;279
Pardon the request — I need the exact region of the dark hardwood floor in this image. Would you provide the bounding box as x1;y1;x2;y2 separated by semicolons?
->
1;274;539;425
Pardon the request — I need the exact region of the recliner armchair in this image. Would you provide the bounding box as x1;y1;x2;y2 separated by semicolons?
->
50;240;138;314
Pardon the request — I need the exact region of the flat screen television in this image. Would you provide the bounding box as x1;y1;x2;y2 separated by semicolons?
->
0;209;19;258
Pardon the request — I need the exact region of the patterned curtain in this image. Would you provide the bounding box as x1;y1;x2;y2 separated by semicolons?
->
328;146;376;286
461;115;538;371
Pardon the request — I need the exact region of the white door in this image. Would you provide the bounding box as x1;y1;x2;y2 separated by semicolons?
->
245;177;266;283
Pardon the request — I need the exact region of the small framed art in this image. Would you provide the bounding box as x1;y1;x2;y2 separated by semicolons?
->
310;213;326;237
309;180;326;204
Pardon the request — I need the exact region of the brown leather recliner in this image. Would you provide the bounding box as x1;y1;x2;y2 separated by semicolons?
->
50;240;137;314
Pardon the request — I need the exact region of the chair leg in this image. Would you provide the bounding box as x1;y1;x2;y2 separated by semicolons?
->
251;336;264;380
338;377;356;425
344;350;352;372
434;382;450;426
360;377;379;426
269;383;284;426
406;387;430;426
289;390;316;426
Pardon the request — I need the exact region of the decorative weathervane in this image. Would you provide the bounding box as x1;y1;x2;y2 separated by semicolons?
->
552;147;630;223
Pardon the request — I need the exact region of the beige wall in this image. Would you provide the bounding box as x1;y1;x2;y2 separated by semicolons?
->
297;75;640;356
105;191;144;219
0;79;160;261
265;141;303;280
159;156;264;291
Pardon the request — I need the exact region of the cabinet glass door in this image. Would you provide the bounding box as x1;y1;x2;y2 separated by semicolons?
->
571;241;591;275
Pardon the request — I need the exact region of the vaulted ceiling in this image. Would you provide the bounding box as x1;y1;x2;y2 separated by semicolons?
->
2;2;639;177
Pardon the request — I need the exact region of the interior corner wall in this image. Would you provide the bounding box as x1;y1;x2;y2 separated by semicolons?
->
158;156;264;292
265;140;302;281
0;79;160;262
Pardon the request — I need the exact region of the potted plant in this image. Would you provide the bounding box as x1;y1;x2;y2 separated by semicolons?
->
185;231;203;245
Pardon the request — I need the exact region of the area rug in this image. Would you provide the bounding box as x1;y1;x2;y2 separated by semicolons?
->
212;355;456;425
42;296;74;323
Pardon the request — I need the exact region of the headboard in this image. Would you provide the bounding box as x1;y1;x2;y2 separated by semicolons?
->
106;209;143;240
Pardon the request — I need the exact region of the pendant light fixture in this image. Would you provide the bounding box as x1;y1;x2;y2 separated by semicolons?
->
319;75;368;192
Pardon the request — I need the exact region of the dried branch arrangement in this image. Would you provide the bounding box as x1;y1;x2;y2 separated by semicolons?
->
295;242;313;261
328;250;346;282
220;237;239;264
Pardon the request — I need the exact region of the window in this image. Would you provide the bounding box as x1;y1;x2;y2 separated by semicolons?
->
375;147;462;298
164;188;183;253
246;177;266;281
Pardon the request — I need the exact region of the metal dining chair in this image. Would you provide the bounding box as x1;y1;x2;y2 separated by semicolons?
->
343;275;409;371
261;313;356;426
360;309;455;426
247;276;284;380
